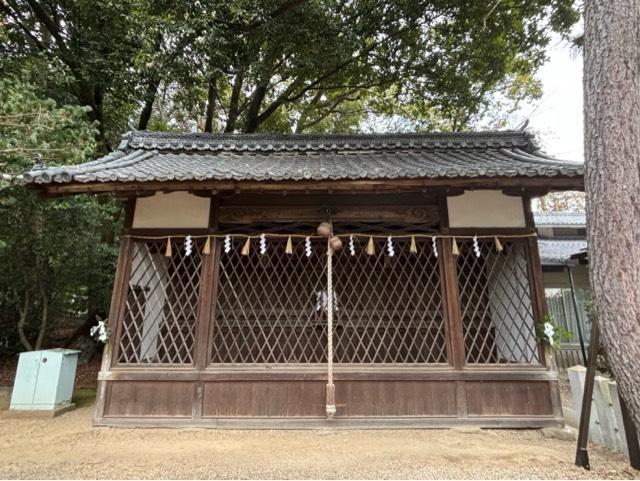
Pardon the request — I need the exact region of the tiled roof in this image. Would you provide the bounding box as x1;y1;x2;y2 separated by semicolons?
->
538;239;588;265
23;130;584;185
534;212;586;227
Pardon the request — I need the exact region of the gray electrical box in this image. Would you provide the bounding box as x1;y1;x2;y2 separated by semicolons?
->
10;349;80;414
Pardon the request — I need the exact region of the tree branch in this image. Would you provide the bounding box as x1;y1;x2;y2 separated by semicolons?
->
224;70;244;133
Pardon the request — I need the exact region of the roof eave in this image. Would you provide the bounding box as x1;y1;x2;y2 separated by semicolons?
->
29;175;585;197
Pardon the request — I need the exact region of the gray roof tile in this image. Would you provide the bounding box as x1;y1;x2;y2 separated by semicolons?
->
538;239;588;265
534;212;586;227
23;130;584;185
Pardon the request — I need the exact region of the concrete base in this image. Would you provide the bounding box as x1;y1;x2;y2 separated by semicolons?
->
563;405;579;428
0;387;11;410
542;426;578;441
3;402;76;419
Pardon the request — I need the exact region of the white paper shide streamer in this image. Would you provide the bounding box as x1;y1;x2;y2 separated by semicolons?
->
543;321;555;346
90;319;109;343
432;236;438;257
184;235;193;256
224;234;232;254
386;236;395;257
473;235;481;258
305;236;312;257
259;233;267;255
349;235;356;256
315;290;339;313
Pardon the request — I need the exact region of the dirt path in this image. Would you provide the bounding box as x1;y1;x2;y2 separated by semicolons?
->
0;391;637;480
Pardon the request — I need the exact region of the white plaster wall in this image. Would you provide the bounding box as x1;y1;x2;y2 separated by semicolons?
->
129;244;169;362
488;245;538;363
133;192;210;229
447;190;526;228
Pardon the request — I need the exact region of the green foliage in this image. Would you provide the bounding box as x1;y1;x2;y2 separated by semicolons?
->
0;0;581;356
537;314;573;351
1;0;580;142
0;77;121;355
0;75;97;177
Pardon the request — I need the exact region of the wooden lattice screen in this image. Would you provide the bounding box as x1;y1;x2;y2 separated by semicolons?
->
211;236;328;363
116;238;203;364
456;239;540;364
113;229;539;367
332;237;446;363
211;224;446;365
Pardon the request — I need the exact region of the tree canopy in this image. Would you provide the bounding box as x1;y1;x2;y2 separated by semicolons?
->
1;0;579;150
0;0;579;356
0;76;121;354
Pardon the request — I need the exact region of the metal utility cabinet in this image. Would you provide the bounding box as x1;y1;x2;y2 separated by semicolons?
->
10;349;80;414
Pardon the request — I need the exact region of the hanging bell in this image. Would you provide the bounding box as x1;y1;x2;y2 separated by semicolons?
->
317;222;332;237
330;236;343;252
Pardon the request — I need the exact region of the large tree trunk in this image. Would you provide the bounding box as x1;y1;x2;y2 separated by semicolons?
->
584;0;640;429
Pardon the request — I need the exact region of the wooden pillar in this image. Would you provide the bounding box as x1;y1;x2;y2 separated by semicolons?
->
439;194;467;419
523;196;564;421
440;238;465;370
195;197;219;370
193;197;220;419
94;199;135;423
522;196;549;366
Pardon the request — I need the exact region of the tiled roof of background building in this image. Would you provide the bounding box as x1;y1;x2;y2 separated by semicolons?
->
534;212;586;227
537;239;587;265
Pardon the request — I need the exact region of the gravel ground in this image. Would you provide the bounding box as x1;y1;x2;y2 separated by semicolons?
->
0;390;638;480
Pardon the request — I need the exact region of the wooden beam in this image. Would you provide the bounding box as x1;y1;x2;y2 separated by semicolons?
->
34;176;585;196
99;367;559;382
218;204;440;224
114;191;155;199
94;415;564;430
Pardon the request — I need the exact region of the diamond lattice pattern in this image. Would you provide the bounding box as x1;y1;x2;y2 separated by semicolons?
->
332;237;447;363
211;237;328;363
456;239;540;364
212;235;446;364
117;239;203;364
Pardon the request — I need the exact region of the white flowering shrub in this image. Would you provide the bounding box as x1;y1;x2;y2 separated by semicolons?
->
90;318;110;344
537;314;572;351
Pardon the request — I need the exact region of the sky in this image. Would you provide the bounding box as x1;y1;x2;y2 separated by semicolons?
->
514;34;584;161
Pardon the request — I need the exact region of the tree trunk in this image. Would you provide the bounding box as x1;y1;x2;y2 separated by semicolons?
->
204;78;217;133
138;77;160;130
34;284;48;350
584;0;640;429
244;84;267;133
89;87;109;152
224;71;243;133
17;289;33;351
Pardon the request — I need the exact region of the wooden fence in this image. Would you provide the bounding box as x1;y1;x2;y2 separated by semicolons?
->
554;343;586;371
